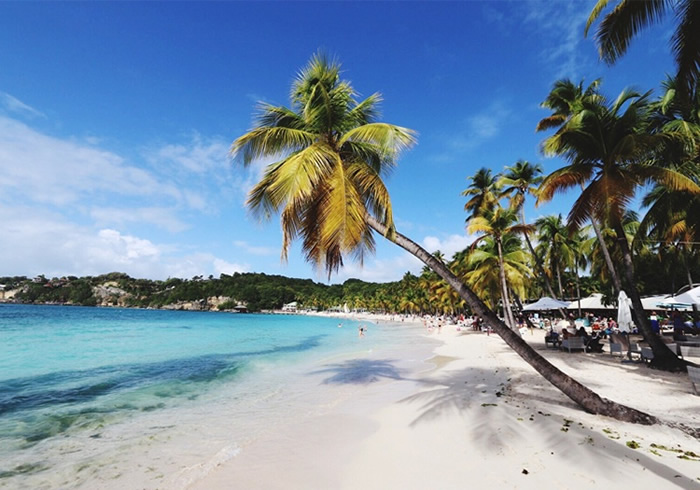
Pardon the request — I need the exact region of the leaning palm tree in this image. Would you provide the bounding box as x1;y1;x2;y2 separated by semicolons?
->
231;52;655;422
585;0;700;102
538;83;699;370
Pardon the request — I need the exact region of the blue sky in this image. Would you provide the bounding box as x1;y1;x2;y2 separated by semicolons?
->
0;1;675;283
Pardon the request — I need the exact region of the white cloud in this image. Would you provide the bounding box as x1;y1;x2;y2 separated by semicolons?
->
332;232;473;283
520;0;596;79
435;101;511;161
335;252;423;283
164;253;249;279
233;240;278;256
147;134;230;174
90;207;190;233
0;92;45;119
0;116;181;206
422;233;473;261
0;206;246;280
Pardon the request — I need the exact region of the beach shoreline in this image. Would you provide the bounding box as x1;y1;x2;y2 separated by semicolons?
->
191;321;700;490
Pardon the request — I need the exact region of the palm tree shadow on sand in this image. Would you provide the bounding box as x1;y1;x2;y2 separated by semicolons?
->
310;359;405;385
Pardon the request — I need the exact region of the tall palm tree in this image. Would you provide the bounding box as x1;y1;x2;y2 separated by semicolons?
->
537;79;623;293
498;160;568;315
468;206;533;328
232;53;655;422
536;214;575;299
537;82;698;370
464;234;531;315
569;227;593;317
462;167;500;219
585;0;700;102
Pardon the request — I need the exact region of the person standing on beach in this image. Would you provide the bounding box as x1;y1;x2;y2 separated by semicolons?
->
649;312;659;334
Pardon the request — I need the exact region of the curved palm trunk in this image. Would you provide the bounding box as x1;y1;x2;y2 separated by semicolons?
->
520;208;568;319
367;215;655;423
613;223;685;371
591;219;622;294
496;238;516;329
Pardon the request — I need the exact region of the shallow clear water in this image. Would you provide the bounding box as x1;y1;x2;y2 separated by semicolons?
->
0;304;434;488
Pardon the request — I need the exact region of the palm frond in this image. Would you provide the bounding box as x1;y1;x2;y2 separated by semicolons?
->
231;126;315;165
340;123;417;158
593;0;668;64
585;0;613;36
672;0;700;102
537;164;592;205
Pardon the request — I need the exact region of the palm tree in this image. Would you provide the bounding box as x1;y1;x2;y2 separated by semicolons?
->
462;167;500;219
537;79;623;293
468;206;533;328
569;227;593;318
535;214;575;299
498;160;568;316
585;0;700;102
537;82;698;370
464;234;531;315
231;52;655;423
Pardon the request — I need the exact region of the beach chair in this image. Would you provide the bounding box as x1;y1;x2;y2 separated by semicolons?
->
641;347;654;364
609;342;623;357
627;342;642;361
561;337;585;353
687;365;700;395
680;345;700;362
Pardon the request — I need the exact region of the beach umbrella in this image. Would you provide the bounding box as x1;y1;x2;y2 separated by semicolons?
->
522;297;570;311
669;286;700;306
617;290;634;333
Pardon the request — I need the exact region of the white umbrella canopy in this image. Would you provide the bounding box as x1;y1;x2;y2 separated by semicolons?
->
617;290;634;333
522;297;570;311
669;286;700;306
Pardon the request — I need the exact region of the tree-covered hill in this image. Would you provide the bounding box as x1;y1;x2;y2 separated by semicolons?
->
0;272;406;313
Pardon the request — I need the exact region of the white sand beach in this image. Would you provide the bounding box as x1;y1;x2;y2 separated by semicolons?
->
191;319;700;489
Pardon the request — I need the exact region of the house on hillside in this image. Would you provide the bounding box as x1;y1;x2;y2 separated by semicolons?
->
282;301;297;312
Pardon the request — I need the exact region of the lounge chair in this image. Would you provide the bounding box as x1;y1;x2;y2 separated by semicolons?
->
628;342;642;361
680;345;700;361
561;337;585;353
687;365;700;395
609;342;623;357
641;347;654;364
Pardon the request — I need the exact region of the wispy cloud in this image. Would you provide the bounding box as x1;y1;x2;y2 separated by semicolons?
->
336;252;422;283
233;240;278;256
147;133;230;175
0;91;46;119
0;116;181;206
0;206;248;280
434;100;511;161
90;207;190;233
520;0;597;79
422;233;473;261
334;232;473;283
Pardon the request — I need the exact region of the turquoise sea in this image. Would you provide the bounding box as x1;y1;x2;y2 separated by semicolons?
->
0;304;434;489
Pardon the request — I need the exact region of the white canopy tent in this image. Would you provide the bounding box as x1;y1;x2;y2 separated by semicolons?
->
522;297;570;311
566;293;612;310
667;286;700;306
